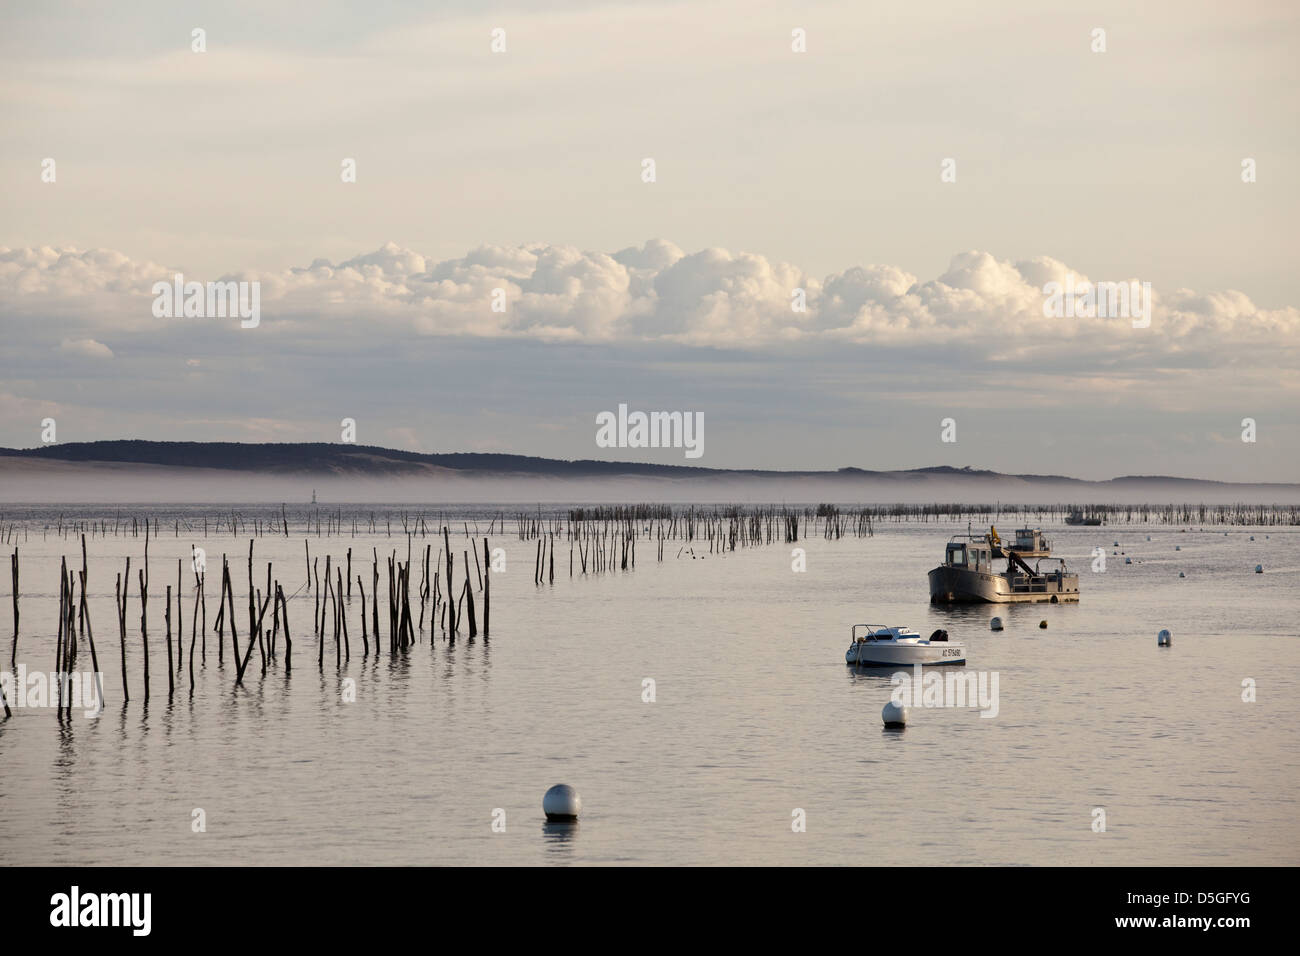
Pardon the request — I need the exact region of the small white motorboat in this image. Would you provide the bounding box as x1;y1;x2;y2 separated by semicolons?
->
845;624;966;667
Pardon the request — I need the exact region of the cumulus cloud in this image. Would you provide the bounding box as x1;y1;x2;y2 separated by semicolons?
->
58;337;113;359
2;242;1297;364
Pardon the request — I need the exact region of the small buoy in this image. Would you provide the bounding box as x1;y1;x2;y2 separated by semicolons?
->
543;784;581;821
882;700;907;729
1250;536;1255;541
1113;540;1119;547
1157;629;1172;647
990;616;1003;631
1175;545;1181;551
1179;571;1185;578
1255;565;1263;574
1038;620;1048;629
1125;557;1132;564
1146;535;1151;541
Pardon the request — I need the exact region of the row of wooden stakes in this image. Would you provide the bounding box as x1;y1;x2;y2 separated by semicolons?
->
1;528;491;720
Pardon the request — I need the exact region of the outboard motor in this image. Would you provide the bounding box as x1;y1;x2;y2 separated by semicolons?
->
929;629;948;643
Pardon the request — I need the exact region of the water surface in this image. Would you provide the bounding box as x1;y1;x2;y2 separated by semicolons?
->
1;508;1296;865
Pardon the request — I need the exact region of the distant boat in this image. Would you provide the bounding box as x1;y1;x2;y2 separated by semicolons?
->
1065;510;1101;526
845;625;965;666
998;526;1053;558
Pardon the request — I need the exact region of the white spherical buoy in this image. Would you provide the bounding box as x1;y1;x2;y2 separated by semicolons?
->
1157;629;1172;647
543;784;581;821
990;616;1004;631
1255;564;1263;574
882;700;908;729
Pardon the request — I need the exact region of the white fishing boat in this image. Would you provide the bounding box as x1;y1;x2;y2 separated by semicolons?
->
929;527;1080;604
845;625;966;667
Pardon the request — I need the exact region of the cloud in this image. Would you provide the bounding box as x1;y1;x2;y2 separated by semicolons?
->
57;337;113;359
3;247;166;298
2;242;1297;369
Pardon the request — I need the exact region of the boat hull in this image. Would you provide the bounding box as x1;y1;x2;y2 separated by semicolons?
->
846;642;966;666
928;566;1080;604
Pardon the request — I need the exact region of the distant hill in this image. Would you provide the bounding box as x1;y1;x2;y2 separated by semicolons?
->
1;440;728;477
0;440;1295;504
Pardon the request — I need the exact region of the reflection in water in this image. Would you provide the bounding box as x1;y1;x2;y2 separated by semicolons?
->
542;820;579;856
926;601;1078;630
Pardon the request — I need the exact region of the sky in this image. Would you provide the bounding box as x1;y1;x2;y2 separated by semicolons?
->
1;0;1297;482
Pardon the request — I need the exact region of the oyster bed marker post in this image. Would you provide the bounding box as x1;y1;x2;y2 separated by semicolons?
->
116;558;130;702
175;559;183;674
278;583;292;672
9;548;17;669
463;551;477;638
164;584;174;698
356;574;368;654
138;566;149;704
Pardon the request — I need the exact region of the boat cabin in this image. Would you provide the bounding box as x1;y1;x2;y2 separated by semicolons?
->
1010;528;1051;554
945;541;994;572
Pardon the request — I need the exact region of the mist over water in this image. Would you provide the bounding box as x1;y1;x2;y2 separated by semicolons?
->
1;505;1297;865
2;459;1298;505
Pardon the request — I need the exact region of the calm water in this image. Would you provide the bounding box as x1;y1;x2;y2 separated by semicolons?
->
1;507;1297;865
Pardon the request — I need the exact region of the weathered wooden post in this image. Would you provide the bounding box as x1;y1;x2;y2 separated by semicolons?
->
176;559;183;673
139;567;149;703
463;552;477;637
164;584;174;698
117;560;129;701
9;548;17;669
357;574;369;654
275;584;291;672
371;548;380;640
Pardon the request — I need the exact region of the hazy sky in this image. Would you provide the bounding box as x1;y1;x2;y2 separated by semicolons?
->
1;0;1297;481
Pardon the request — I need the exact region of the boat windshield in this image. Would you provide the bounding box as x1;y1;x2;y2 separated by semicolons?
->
946;544;967;567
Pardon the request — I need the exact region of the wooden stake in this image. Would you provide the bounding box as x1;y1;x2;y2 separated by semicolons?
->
139;567;149;703
9;548;17;669
165;584;174;698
